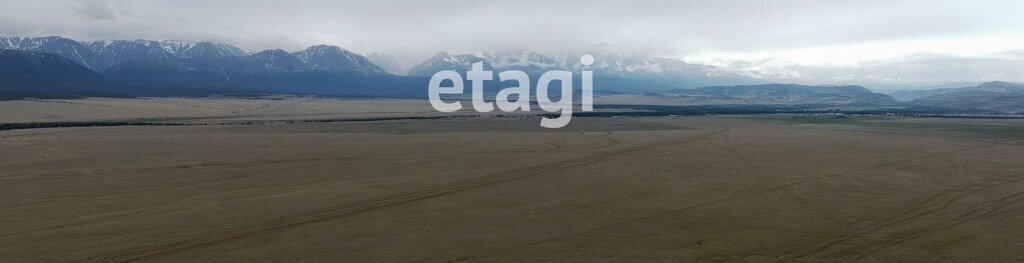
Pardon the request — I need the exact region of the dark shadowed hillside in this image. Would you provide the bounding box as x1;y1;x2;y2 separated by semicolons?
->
103;47;428;98
691;84;898;105
912;82;1024;113
0;49;126;99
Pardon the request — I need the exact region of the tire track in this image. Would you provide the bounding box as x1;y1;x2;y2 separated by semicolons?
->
76;128;728;263
846;188;1024;261
783;177;1024;261
449;125;1008;263
719;121;845;225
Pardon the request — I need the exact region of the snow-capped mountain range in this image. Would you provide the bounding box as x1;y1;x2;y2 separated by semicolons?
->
0;36;387;75
3;36;764;90
155;40;248;59
1;36;249;71
4;36;1015;110
293;45;387;74
0;36;104;70
407;51;763;89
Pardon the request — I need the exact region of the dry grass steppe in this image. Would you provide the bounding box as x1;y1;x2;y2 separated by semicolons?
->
2;98;1024;262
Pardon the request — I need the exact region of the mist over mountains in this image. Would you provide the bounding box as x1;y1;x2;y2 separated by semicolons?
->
1;35;1023;113
407;51;764;90
1;36;767;98
365;53;404;75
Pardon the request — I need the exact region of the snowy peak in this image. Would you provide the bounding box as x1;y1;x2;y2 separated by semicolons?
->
559;53;722;76
81;39;248;65
251;49;293;59
246;49;307;71
0;36;250;71
158;40;248;59
406;52;492;77
480;51;560;73
82;39;174;67
0;36;104;70
292;45;388;75
295;44;344;57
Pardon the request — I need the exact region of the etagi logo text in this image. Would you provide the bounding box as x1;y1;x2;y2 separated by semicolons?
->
428;55;595;128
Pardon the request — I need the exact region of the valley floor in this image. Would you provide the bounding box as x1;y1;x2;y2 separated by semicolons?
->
2;99;1024;262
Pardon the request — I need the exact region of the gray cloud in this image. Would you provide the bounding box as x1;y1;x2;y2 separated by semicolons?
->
725;52;1024;89
72;0;117;21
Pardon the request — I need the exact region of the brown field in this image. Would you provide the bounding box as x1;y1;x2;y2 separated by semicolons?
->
2;98;1024;262
0;97;439;123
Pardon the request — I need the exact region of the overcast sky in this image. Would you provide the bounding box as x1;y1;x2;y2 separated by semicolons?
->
1;0;1022;88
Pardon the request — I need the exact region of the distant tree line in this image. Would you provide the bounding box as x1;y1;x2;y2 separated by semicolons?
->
0;121;184;132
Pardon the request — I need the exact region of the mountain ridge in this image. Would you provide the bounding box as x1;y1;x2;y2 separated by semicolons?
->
0;49;126;99
1;36;252;71
682;83;897;105
911;82;1024;113
4;35;1023;112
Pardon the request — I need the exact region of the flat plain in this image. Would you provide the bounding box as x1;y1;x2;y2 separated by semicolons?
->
2;98;1024;262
